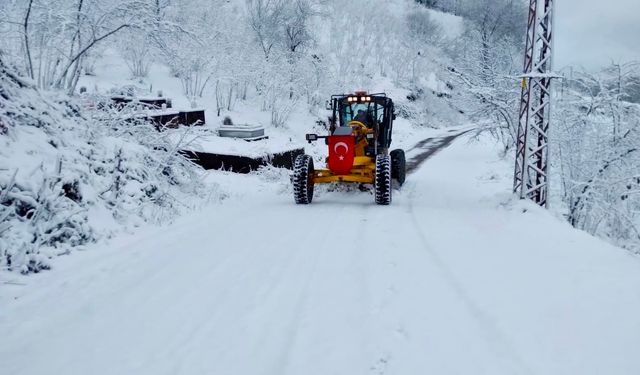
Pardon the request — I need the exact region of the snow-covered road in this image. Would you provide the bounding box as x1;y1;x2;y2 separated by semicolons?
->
2;134;640;375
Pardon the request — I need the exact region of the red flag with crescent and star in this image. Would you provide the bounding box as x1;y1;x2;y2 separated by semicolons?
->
328;135;355;175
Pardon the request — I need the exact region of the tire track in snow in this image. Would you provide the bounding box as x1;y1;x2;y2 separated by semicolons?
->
406;156;534;375
272;200;379;375
269;207;335;375
171;203;335;375
352;203;389;375
361;192;417;375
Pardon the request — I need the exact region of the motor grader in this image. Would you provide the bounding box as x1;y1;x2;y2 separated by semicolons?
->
292;92;406;205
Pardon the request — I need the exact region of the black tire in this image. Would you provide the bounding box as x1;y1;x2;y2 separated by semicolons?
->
390;149;406;186
293;154;314;204
374;154;392;205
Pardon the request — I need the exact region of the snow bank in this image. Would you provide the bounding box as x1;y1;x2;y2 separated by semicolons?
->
0;60;210;273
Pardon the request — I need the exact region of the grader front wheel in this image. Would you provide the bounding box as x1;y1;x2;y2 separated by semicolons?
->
374;154;392;205
293;154;315;204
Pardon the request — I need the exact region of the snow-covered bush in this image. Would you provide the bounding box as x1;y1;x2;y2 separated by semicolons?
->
0;58;208;273
121;32;153;78
552;63;640;253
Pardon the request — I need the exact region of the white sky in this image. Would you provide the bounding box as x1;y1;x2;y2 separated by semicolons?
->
554;0;640;69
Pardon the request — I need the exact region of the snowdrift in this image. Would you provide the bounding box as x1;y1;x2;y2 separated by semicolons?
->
0;59;208;273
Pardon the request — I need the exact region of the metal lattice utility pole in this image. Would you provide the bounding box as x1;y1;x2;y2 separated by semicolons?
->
513;0;556;207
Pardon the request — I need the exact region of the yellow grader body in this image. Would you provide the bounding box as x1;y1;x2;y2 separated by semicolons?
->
312;121;376;184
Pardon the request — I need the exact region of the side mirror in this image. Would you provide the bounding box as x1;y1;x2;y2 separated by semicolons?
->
392;112;397;120
305;133;318;143
325;100;332;111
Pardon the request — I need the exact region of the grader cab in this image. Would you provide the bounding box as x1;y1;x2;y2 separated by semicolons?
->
292;92;406;205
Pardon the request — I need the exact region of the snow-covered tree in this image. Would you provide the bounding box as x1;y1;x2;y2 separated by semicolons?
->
0;0;155;94
552;63;640;252
445;0;526;152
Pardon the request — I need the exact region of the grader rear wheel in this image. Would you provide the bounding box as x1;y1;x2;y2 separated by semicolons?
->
390;149;406;186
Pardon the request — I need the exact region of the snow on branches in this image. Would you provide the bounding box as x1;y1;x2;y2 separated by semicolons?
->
0;60;208;274
552;63;640;252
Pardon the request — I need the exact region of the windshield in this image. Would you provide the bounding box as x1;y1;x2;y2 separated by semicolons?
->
339;101;384;127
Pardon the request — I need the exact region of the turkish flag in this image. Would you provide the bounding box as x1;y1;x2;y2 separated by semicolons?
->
328;135;355;175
